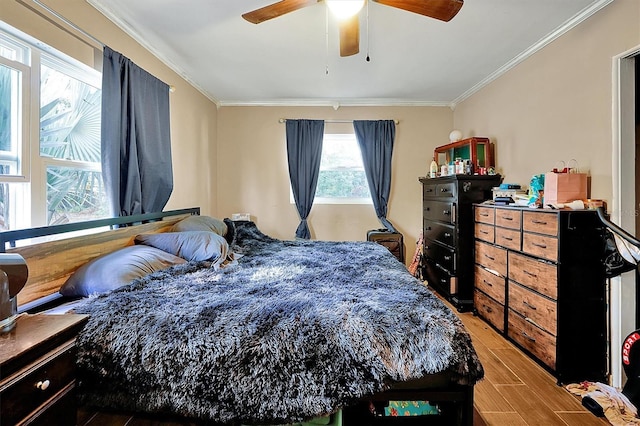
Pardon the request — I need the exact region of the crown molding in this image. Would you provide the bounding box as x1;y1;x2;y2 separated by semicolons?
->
86;0;220;106
87;0;614;109
217;99;452;108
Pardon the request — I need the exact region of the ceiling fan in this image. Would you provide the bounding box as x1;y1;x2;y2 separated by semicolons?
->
242;0;464;57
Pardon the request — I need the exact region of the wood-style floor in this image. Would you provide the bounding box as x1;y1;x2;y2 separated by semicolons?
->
454;304;610;426
78;294;609;426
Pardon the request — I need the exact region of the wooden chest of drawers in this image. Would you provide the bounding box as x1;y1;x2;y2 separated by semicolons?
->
420;175;501;311
0;314;88;425
473;205;607;384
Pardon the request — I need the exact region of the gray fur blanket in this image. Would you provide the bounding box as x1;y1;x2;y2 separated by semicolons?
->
73;221;483;425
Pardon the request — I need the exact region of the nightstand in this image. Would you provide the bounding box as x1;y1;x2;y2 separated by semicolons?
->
0;313;89;425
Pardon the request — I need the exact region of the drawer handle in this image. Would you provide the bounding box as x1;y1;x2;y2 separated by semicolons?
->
501;216;513;221
426;226;432;231
532;220;548;225
36;380;51;391
523;301;537;310
444;232;451;238
444;255;452;261
426;188;434;192
523;270;538;278
426;207;431;211
443;210;451;215
479;213;489;217
483;279;493;287
484;254;495;261
522;331;536;342
480;230;489;235
501;236;513;241
485;305;493;313
532;243;547;249
440;188;449;193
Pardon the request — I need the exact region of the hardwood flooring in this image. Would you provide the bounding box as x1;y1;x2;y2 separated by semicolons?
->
77;296;609;426
455;304;610;426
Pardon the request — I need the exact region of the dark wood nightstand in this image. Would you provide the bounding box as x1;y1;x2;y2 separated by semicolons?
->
0;313;89;425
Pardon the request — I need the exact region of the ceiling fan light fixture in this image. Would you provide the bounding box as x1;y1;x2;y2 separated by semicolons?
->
326;0;365;20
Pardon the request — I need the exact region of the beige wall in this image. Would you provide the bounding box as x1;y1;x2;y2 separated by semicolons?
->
217;106;453;253
453;0;640;386
0;0;219;216
453;0;640;208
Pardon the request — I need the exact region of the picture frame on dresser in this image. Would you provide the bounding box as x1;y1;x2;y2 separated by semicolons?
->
434;137;494;169
473;204;608;384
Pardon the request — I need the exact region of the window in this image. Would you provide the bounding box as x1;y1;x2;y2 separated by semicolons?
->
0;23;106;230
314;133;371;204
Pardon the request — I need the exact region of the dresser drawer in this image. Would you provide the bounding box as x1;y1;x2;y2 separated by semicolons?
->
423;182;456;199
495;227;521;251
509;281;557;336
435;182;456;198
508;252;557;299
0;341;76;426
509;309;557;370
475;290;505;332
424;220;455;248
423;201;455;223
475;222;494;243
475;241;507;276
522;211;558;236
475;206;495;225
475;265;505;304
495;208;522;230
424;240;455;272
522;232;558;262
423;183;438;198
423;260;456;296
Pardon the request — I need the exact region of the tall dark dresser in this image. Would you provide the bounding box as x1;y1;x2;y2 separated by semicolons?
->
419;175;501;311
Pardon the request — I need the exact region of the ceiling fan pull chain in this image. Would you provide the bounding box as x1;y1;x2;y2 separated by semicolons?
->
366;0;370;62
325;5;330;74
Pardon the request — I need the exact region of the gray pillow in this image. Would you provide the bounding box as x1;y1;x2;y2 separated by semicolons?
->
134;231;229;262
171;215;227;236
60;245;186;297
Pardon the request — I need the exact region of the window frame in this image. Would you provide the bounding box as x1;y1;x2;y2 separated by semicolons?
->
0;51;31;182
0;22;104;229
290;132;373;205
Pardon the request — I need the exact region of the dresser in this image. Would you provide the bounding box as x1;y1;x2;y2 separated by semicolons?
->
0;313;89;425
419;175;501;311
474;204;607;383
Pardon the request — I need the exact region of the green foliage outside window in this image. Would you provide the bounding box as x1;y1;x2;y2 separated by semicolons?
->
316;169;370;198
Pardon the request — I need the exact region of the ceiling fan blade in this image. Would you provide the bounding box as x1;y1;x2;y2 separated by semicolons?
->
373;0;463;22
242;0;320;24
339;15;359;57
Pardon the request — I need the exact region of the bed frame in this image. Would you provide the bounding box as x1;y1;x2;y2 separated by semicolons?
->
5;208;200;312
5;208;475;426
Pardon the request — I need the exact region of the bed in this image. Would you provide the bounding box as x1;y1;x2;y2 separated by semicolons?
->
7;209;484;425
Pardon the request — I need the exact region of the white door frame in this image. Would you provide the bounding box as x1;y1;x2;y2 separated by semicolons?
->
611;46;638;388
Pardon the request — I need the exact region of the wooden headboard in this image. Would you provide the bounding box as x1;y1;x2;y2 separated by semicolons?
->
0;208;200;310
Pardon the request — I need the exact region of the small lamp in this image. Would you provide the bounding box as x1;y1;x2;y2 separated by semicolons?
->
0;253;28;333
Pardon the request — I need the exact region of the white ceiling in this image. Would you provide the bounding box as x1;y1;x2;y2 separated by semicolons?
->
86;0;612;108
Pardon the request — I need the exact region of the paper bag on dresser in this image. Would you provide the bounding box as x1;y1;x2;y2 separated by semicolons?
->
543;171;588;204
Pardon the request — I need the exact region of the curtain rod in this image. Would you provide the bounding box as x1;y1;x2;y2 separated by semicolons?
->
279;119;399;125
26;0;176;93
30;0;105;48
